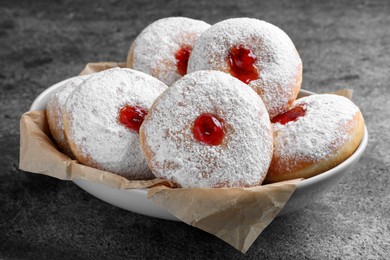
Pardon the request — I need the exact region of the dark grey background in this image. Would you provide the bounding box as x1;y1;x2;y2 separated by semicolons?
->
1;0;389;259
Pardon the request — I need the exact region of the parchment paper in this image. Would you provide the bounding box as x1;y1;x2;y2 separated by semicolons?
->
19;61;353;253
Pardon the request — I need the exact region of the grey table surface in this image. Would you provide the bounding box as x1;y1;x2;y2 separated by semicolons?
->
1;0;389;259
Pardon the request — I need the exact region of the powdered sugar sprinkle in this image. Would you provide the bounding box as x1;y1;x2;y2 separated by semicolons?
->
273;94;360;171
64;68;167;179
46;74;90;156
130;17;210;86
141;70;273;188
187;18;302;118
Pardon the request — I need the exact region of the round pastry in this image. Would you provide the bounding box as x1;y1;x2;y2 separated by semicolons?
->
127;17;210;86
187;17;302;118
265;94;365;183
46;74;90;158
139;70;273;188
63;67;168;179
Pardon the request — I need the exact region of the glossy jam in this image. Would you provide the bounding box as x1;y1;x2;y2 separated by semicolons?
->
193;113;225;146
175;46;192;76
271;105;306;125
118;105;148;132
227;45;259;84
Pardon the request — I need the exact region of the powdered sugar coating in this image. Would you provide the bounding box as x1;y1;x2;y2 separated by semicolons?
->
140;70;273;188
187;18;302;118
64;68;167;179
272;94;360;171
128;17;210;86
46;74;90;157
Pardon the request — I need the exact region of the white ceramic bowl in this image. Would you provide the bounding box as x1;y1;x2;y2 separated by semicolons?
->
30;77;368;221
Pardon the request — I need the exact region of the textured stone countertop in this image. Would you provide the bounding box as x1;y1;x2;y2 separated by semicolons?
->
1;0;389;259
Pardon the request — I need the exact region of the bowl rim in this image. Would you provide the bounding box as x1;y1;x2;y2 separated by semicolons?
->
29;76;368;193
30;77;74;111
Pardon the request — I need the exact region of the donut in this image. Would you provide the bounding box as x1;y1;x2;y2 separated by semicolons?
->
46;75;90;158
127;17;210;86
63;67;168;179
139;70;273;188
187;18;302;118
265;94;365;183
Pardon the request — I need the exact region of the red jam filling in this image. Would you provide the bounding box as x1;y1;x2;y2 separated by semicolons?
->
271;105;306;125
175;45;192;76
227;45;259;84
193;113;225;146
118;105;148;133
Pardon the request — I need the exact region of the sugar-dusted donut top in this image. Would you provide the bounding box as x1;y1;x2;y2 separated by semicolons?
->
187;17;302;118
141;70;273;188
272;94;361;170
131;17;210;85
47;75;90;142
64;67;167;178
